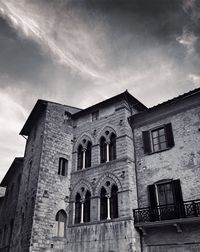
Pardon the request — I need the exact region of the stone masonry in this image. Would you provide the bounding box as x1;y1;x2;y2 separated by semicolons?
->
0;88;200;252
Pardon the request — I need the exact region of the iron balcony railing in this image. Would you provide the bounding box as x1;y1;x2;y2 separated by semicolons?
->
133;199;200;224
0;246;9;252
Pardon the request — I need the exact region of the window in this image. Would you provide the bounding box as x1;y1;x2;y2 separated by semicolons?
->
143;123;174;154
75;190;91;224
77;141;92;170
83;191;91;223
148;179;184;220
100;137;107;163
100;132;117;163
85;142;92;168
55;210;67;237
75;193;81;224
3;225;7;246
109;133;116;161
58;158;68;176
92;110;99;121
110;185;118;219
77;145;83;170
8;219;14;244
100;187;107;220
100;185;118;220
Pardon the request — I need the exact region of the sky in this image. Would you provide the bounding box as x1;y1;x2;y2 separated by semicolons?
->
0;0;200;181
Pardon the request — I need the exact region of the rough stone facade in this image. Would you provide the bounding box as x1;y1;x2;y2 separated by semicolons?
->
0;89;200;252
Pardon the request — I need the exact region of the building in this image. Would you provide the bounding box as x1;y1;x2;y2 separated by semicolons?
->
0;88;200;252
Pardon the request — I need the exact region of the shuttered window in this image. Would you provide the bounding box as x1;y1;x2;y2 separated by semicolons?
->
148;179;183;207
143;123;174;154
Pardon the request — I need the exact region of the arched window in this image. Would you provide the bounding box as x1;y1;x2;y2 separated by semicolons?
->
100;187;107;220
85;142;92;168
55;210;67;237
110;185;118;219
100;137;107;163
77;145;83;170
109;133;116;161
83;191;91;223
75;193;81;224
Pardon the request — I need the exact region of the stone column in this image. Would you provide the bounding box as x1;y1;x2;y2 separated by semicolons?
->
106;140;110;162
80;201;84;223
82;150;86;169
106;194;111;220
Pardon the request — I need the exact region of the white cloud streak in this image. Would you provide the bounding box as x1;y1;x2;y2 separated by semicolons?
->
0;1;108;81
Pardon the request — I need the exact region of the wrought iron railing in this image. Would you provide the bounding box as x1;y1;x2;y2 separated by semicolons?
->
0;246;9;252
133;199;200;224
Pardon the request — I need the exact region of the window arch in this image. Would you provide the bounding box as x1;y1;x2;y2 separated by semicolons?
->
100;187;107;220
55;210;67;237
75;193;81;224
110;185;118;219
74;189;92;224
83;191;91;223
100;132;117;163
77;140;92;170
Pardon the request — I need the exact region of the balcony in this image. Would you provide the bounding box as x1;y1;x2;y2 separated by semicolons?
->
133;199;200;232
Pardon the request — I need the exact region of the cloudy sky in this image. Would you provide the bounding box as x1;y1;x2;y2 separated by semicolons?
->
0;0;200;181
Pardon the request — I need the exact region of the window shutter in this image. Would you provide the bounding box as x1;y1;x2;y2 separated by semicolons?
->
148;184;157;209
165;123;175;148
142;131;151;154
58;158;61;175
172;179;183;205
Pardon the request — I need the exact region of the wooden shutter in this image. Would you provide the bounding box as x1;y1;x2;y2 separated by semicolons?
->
142;131;151;154
148;184;157;209
172;179;183;205
165;123;175;148
58;159;61;175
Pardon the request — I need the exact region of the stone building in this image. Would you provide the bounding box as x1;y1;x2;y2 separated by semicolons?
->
0;88;200;252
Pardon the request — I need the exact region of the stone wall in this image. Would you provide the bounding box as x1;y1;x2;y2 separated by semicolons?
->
133;101;200;251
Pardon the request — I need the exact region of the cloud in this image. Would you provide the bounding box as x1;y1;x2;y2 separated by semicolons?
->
0;0;200;180
0;91;27;181
188;74;200;87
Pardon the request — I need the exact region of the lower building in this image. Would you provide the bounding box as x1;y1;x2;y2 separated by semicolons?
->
0;88;200;252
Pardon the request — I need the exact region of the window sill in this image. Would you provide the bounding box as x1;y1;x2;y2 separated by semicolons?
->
72;157;131;175
52;236;66;241
69;216;133;227
147;146;173;155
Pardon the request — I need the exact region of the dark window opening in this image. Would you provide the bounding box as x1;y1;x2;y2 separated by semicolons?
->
75;193;81;224
110;185;118;219
100;187;107;220
58;158;68;176
77;145;83;170
109;133;116;161
100;137;107;163
85;142;92;168
83;191;91;223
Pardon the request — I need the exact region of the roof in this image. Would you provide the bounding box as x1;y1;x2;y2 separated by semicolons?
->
20;99;47;136
20;99;82;136
72;90;147;119
147;87;200;112
129;87;200;126
0;157;24;187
